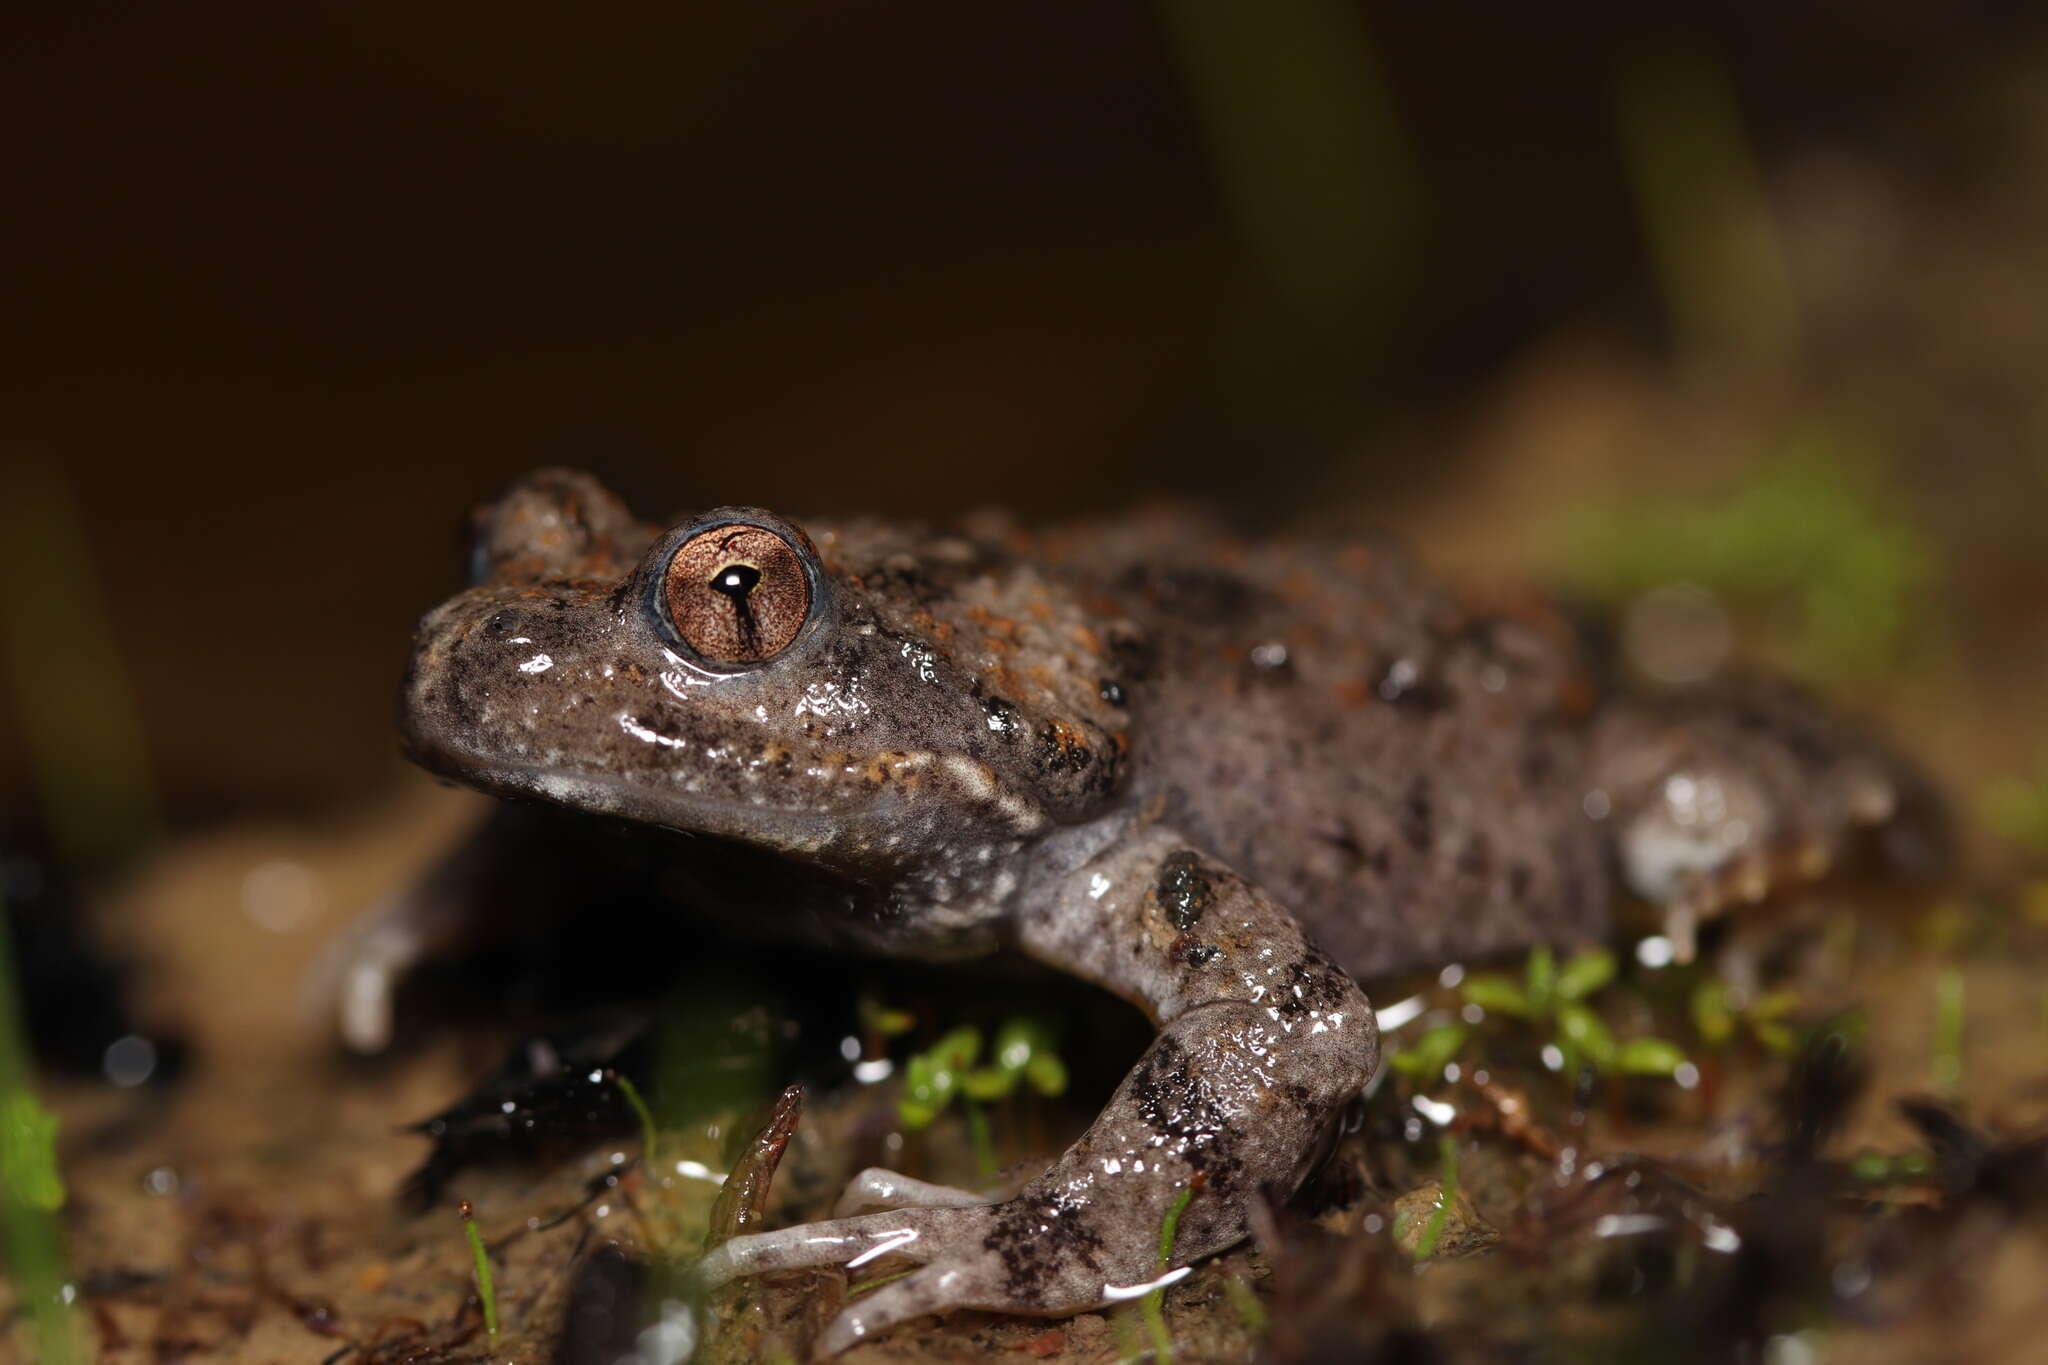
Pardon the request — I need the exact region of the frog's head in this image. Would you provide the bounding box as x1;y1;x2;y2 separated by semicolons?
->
401;470;1131;881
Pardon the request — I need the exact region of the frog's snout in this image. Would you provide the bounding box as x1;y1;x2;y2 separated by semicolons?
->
397;586;594;783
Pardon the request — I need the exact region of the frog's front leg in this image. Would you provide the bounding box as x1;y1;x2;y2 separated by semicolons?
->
696;825;1378;1352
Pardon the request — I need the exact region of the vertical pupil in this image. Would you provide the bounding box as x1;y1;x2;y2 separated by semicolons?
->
711;563;761;598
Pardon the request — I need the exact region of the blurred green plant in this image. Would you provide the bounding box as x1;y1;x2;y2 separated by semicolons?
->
1979;755;2048;855
609;967;795;1282
1932;966;1967;1093
1389;946;1689;1082
1158;0;1414;311
1849;1147;1934;1185
1561;446;1932;679
0;1092;65;1215
898;1016;1068;1178
1224;1275;1269;1338
643;970;786;1132
1691;981;1803;1057
1155;0;1422;476
0;453;158;870
858;994;917;1043
0;894;81;1365
1612;36;1795;371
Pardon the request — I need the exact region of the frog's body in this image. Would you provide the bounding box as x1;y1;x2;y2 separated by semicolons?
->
350;468;1927;1352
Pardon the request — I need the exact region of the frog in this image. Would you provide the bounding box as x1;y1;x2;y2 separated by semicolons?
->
336;467;1936;1353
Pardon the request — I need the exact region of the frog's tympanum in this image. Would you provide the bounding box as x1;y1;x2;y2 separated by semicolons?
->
347;469;1928;1351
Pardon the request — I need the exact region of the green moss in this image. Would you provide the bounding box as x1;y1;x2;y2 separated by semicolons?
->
1560;447;1932;680
1454;946;1689;1079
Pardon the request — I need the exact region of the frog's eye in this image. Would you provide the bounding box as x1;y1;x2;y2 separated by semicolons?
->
663;524;812;666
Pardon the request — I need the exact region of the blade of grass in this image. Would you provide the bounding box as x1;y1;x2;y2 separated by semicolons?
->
1157;0;1416;309
0;889;82;1365
1612;36;1797;372
1933;967;1966;1092
0;452;157;870
1410;1136;1460;1260
609;1069;659;1167
1140;1178;1202;1364
460;1200;499;1345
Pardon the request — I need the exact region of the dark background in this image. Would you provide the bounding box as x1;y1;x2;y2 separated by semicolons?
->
3;0;2040;839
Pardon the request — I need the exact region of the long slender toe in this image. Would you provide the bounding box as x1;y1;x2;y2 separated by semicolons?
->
695;1208;964;1289
823;1266;973;1355
832;1168;996;1218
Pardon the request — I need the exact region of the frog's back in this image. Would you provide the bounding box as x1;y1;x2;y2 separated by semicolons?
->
1077;512;1611;980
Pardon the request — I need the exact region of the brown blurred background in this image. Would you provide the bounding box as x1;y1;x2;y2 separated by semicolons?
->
4;0;2045;846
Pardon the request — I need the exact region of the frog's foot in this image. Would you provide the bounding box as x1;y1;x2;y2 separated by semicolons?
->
696;1197;1187;1355
1592;679;1946;959
1654;833;1860;960
309;890;441;1053
831;1168;999;1219
1617;761;1904;960
310;805;524;1052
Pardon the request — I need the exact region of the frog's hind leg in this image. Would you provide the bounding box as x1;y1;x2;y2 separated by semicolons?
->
1588;675;1948;959
694;826;1378;1354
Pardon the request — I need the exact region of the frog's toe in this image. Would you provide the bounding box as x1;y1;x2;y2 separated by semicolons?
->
307;899;430;1053
820;1262;997;1354
694;1205;981;1289
832;1167;997;1219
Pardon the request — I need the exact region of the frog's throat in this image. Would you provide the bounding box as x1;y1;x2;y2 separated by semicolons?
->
454;760;852;858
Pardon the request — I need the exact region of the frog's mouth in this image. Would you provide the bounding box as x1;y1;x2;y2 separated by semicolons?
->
455;753;853;857
399;712;889;867
403;713;1036;882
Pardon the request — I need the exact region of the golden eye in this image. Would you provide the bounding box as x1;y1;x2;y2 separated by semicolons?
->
663;524;811;665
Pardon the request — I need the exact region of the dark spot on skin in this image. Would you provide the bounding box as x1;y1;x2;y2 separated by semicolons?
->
983;1195;1103;1303
1034;723;1095;776
1509;861;1533;901
1130;1036;1234;1192
1098;679;1126;706
1274;947;1351;1020
984;698;1021;739
1457;835;1492;880
1402;777;1434;852
1172;934;1219;966
1155;850;1212;931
